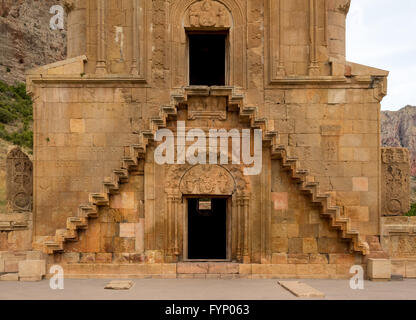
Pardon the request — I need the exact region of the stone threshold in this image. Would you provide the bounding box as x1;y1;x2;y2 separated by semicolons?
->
50;263;355;280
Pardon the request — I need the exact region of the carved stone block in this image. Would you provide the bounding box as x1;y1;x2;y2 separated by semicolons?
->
187;96;227;120
180;164;235;195
381;148;410;216
186;0;230;28
6;148;33;212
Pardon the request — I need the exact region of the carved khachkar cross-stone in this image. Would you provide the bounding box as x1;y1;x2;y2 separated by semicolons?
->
381;148;410;216
6;147;33;212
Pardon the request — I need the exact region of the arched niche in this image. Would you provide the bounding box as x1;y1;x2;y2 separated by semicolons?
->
169;0;247;88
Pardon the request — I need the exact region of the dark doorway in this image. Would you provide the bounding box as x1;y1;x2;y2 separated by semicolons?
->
188;198;227;260
188;33;226;86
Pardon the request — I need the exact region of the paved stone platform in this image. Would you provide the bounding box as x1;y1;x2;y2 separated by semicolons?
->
0;279;416;300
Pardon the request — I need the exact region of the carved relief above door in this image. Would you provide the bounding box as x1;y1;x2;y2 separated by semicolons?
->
165;164;249;196
164;164;251;262
170;0;246;88
185;0;231;28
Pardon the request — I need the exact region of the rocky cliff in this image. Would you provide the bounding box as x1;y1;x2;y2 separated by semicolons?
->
0;0;66;84
381;106;416;176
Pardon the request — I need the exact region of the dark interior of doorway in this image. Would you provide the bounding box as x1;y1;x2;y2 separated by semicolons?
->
188;198;227;260
188;33;226;86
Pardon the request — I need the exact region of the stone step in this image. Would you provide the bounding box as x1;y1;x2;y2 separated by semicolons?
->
0;273;19;281
278;281;325;298
176;262;239;274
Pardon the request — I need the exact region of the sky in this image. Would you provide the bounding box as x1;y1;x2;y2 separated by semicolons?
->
346;0;416;110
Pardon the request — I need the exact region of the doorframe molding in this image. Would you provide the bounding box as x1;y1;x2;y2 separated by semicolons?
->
182;195;232;262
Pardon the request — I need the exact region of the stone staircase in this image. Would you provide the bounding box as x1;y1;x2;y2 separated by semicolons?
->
40;86;369;256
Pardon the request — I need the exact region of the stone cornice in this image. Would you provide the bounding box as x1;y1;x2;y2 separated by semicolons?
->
0;212;31;231
28;75;148;86
266;75;386;90
381;216;416;236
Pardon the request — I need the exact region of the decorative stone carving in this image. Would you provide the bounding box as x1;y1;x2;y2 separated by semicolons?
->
337;0;351;15
381;217;416;258
180;165;235;195
187;96;227;120
164;163;250;262
185;0;230;28
381;148;410;216
165;164;249;196
6;148;33;212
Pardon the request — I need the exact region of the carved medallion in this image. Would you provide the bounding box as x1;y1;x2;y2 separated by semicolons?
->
387;199;402;215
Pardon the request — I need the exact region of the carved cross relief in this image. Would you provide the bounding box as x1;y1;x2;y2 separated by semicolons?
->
381;148;410;216
6;148;33;212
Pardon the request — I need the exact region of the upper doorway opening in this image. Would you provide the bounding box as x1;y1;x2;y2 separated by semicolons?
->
188;33;227;86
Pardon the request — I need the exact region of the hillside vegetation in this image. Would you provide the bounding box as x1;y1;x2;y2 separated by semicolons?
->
0;80;33;151
0;80;33;212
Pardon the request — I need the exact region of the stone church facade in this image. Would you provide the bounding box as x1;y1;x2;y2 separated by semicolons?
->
2;0;413;280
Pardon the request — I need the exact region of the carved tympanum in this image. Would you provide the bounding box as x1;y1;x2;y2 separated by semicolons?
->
6;147;33;212
186;0;230;28
165;164;249;196
180;165;235;195
381;148;410;216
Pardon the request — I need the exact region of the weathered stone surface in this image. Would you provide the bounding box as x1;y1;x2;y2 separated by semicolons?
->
26;251;44;260
62;252;80;264
278;281;325;298
367;259;391;281
391;260;405;277
177;263;209;274
381;217;416;259
405;260;416;278
80;253;95;264
19;275;43;282
6;147;32;212
5;258;22;273
271;253;288;264
104;280;134;290
18;260;46;281
381;148;410;216
0;273;19;281
95;253;112;264
119;223;135;238
207;263;239;274
7;0;397;279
